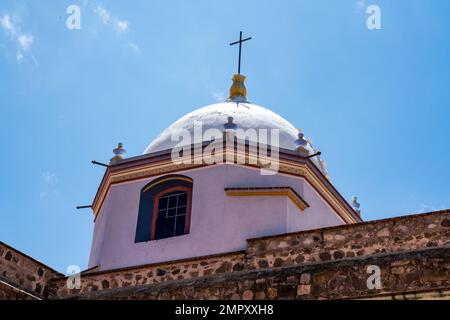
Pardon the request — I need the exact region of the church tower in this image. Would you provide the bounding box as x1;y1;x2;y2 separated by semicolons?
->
87;34;362;271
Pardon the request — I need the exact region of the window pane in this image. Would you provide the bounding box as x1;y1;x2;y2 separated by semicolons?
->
163;217;175;238
154;218;165;240
178;194;187;206
177;205;186;215
167;208;176;217
154;191;189;240
168;196;177;208
157;209;166;218
175;215;186;236
158;196;168;210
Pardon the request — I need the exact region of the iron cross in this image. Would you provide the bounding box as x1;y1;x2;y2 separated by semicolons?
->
229;31;252;74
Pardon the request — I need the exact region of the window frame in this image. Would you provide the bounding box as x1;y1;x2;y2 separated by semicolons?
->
150;186;192;240
135;174;193;243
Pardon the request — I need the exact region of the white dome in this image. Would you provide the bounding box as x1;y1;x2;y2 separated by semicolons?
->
144;101;328;175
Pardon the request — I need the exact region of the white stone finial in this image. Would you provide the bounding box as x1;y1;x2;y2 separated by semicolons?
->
110;142;126;164
294;130;309;155
224;116;237;143
224;116;237;131
351;196;361;215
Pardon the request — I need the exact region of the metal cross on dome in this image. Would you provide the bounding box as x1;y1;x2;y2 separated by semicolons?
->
229;31;252;75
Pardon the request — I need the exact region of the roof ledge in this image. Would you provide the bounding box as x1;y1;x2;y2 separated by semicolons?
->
225;186;309;211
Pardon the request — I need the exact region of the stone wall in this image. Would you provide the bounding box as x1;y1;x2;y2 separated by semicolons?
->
62;247;450;300
0;241;62;299
2;209;449;299
246;209;450;269
0;281;36;300
50;251;245;298
49;209;450;300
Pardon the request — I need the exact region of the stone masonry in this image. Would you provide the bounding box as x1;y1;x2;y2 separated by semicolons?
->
1;209;449;300
0;241;62;299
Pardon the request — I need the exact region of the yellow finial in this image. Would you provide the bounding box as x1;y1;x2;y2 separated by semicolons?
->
228;74;247;102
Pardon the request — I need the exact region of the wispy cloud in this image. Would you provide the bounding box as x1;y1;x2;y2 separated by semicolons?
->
90;3;140;53
39;171;59;200
127;42;141;54
116;20;128;33
354;0;366;13
42;171;58;185
0;14;15;33
212;92;225;102
94;5;129;34
0;14;34;63
95;5;111;24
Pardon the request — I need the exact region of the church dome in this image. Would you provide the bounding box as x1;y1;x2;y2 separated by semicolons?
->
144;73;329;176
144;101;328;176
145;101;298;153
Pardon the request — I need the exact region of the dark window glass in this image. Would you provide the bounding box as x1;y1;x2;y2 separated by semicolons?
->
175;215;186;236
158;197;168;210
154;191;189;240
163;217;175;238
177;206;187;215
178;194;187;206
157;209;166;218
167;208;176;217
154;218;165;240
168;196;178;208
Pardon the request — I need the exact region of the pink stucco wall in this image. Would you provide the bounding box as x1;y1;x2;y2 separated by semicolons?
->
89;164;345;271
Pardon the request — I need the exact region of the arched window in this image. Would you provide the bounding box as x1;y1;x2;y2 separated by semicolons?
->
135;175;193;243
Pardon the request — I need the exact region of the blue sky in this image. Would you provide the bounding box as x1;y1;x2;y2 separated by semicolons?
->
1;0;449;272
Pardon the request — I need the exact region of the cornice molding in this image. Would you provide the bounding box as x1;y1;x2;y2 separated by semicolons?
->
91;147;361;224
225;187;310;211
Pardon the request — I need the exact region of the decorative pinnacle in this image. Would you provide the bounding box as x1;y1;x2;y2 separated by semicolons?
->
110;142;126;164
228;74;247;102
223;116;237;142
294;131;309;155
224;116;237;131
351;196;361;215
